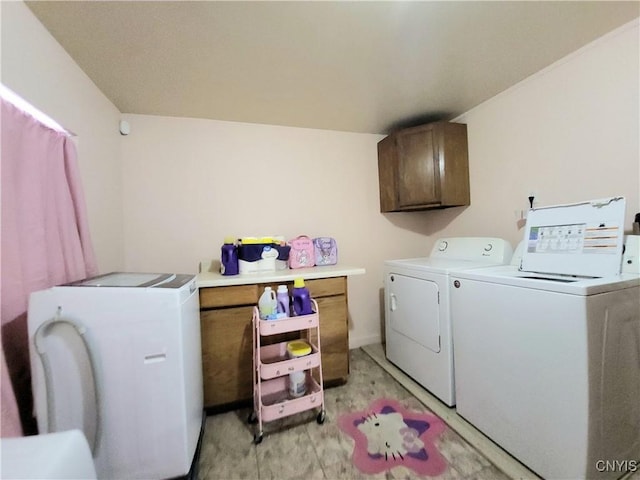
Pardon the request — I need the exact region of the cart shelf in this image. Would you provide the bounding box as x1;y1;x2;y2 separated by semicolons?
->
257;312;319;336
257;377;323;422
259;341;320;380
250;299;325;443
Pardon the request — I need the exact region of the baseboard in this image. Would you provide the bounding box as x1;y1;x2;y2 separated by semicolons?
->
348;334;381;350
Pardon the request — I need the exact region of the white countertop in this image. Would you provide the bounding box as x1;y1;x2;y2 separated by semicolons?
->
197;261;365;288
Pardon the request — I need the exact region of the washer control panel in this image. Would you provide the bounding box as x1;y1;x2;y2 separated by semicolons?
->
622;235;640;274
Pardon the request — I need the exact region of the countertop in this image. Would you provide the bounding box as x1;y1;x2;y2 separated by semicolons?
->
197;261;365;288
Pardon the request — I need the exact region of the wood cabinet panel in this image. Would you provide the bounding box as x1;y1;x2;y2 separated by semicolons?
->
378;134;397;212
397;126;439;207
316;295;349;381
377;121;469;212
200;284;258;308
306;276;346;298
200;306;254;406
199;276;350;409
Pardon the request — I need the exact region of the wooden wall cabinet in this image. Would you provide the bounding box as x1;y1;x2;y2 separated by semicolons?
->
378;121;470;212
199;277;349;410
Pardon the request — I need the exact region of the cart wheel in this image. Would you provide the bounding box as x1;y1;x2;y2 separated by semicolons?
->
247;411;258;424
317;410;326;424
253;432;263;444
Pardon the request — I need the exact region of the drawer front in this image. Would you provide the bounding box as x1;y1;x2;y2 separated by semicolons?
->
200;284;258;309
199;276;345;309
306;277;346;297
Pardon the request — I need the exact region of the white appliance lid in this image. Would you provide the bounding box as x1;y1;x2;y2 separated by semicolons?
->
450;263;640;295
68;272;175;287
385;257;506;273
385;237;513;273
521;197;625;278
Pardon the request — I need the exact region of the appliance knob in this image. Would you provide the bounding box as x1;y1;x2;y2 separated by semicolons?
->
454;280;461;288
484;244;493;252
438;241;448;251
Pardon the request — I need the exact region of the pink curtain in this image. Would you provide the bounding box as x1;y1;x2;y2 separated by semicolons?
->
1;97;98;436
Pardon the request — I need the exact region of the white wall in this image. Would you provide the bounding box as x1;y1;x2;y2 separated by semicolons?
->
4;1;638;348
121;20;639;349
1;1;125;273
120;115;442;347
449;20;639;246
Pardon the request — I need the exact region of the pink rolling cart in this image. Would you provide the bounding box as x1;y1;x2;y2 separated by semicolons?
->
249;299;326;444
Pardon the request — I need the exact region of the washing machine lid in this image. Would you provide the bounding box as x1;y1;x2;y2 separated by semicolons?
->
64;272;177;288
521;197;626;278
452;263;640;295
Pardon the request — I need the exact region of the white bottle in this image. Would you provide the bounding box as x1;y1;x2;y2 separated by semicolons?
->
289;371;306;398
286;341;311;398
258;287;277;320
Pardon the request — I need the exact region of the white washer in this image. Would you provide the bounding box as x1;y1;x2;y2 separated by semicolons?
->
451;197;640;480
384;237;513;406
28;272;204;480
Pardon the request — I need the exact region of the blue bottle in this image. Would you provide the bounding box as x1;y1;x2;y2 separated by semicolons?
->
220;237;239;276
292;278;313;315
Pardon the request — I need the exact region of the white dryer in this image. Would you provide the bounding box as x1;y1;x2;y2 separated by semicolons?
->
384;237;513;406
451;197;640;480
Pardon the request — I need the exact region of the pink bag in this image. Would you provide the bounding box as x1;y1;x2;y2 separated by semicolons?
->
288;235;315;269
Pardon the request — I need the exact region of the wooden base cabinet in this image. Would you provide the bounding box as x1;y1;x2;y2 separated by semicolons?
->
199;276;349;410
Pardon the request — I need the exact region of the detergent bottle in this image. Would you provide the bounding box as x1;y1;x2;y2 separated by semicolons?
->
220;237;239;276
258;287;277;320
292;278;313;316
276;285;290;317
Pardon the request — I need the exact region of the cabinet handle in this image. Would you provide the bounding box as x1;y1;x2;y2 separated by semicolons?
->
278;405;285;414
288;366;294;371
390;293;398;311
310;396;316;403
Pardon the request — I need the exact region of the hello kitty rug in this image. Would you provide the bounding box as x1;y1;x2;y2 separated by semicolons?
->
338;398;448;476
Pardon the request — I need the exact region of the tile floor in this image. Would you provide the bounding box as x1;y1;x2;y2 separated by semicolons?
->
361;344;640;480
197;346;640;480
197;348;514;480
199;344;640;480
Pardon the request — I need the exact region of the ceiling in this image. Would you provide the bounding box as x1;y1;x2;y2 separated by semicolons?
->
26;1;639;134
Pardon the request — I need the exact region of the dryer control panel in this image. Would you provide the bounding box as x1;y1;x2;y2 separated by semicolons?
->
430;237;513;264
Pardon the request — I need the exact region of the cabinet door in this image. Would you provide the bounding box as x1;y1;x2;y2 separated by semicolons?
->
315;295;349;382
200;306;254;407
397;126;440;208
